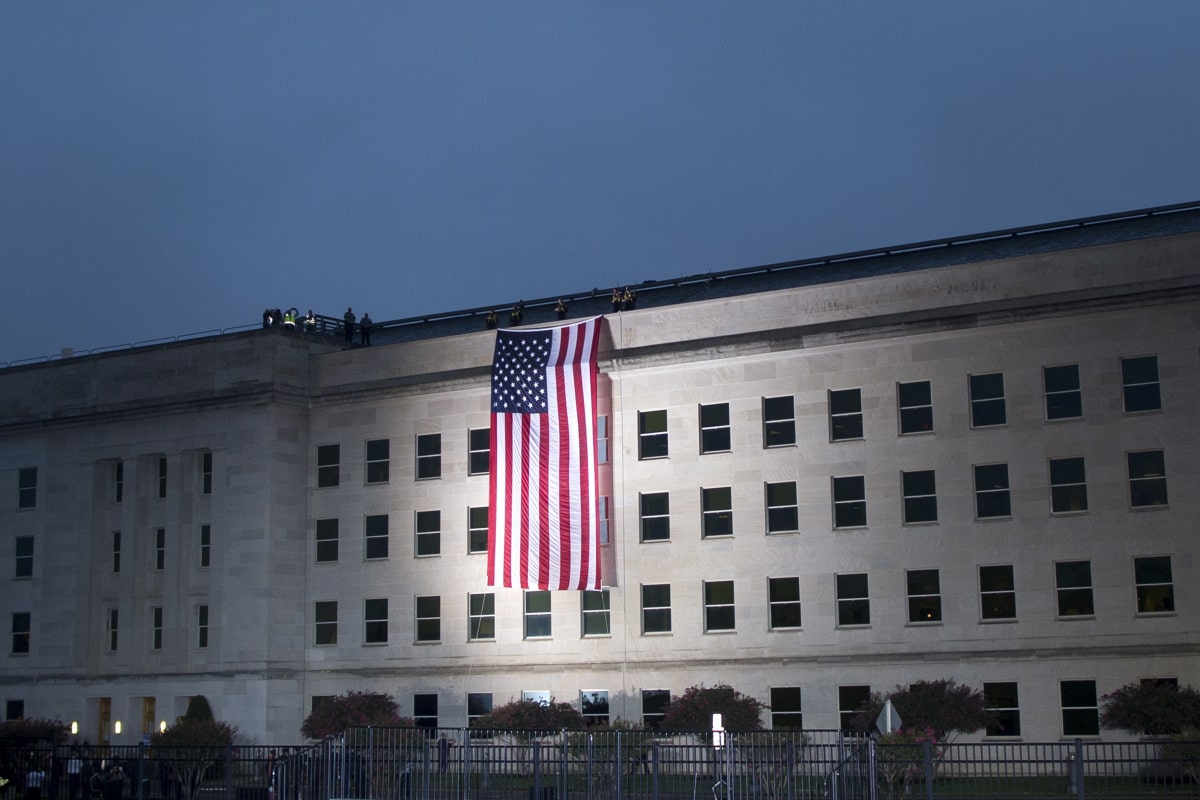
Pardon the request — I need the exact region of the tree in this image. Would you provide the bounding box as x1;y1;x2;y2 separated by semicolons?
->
660;684;765;732
151;697;238;800
1101;681;1200;737
852;680;989;743
0;718;69;743
300;691;413;740
472;698;585;732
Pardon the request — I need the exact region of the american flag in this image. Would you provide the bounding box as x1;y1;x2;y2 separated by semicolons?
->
488;317;603;590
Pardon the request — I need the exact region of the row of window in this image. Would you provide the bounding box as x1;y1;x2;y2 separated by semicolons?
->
11;454;215;512
9;602;211;656
12;525;213;580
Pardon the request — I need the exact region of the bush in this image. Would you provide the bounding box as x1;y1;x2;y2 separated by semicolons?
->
472;698;585;732
1101;681;1200;737
301;691;413;740
851;680;988;742
661;684;765;732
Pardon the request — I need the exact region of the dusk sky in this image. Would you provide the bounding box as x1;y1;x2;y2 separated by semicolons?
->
2;3;1197;365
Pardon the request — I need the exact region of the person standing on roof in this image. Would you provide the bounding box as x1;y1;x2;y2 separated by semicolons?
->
343;308;355;343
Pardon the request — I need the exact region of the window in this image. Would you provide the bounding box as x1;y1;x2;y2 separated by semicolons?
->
1049;458;1088;513
5;700;24;721
415;595;441;643
765;482;799;534
525;591;551;638
638;410;668;459
699;403;731;453
984;683;1020;737
597;415;610;464
467;693;493;732
152;528;165;570
106;609;119;652
642;689;670;729
1122;355;1161;413
316;519;339;563
901;470;937;523
1055;561;1094;617
14;537;33;579
1044;365;1082;420
314;601;338;645
832;476;866;529
415;510;441;557
199;525;211;568
979;565;1016;620
771;687;803;730
364;598;388;644
468;593;495;641
18;467;36;509
704;580;735;632
365;515;389;560
11;612;30;655
1134;556;1174;614
640;492;670;542
701;487;733;538
598;495;610;545
201;451;213;494
839;686;870;732
468;428;490;475
829;389;863;441
366;439;390;484
836;573;870;626
416;434;441;480
641;584;671;634
974;464;1011;519
468;507;489;554
413;693;438;731
317;444;340;488
151;607;163;651
898;380;933;434
969;373;1006;427
158;457;168;498
582;589;611;636
1128;450;1168;507
114;461;124;503
768;577;802;630
763;396;796;448
1060;680;1099;736
581;690;610;727
906;569;942;623
197;604;209;649
112;531;121;573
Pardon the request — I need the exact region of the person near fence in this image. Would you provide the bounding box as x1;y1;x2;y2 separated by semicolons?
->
438;733;451;773
67;748;84;800
25;761;46;800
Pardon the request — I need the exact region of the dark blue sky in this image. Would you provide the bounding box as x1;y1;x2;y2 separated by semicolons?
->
2;3;1197;365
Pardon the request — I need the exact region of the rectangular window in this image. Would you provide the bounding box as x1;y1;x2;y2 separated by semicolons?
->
155;528;166;571
416;433;442;480
836;573;870;626
763;396;796;448
18;467;37;509
364;598;388;644
984;682;1020;737
704;580;735;632
467;692;493;731
413;693;438;731
597;415;610;464
974;463;1011;519
106;608;119;652
1128;450;1168;507
832;475;867;529
1135;556;1175;614
468;428;490;475
969;373;1006;427
581;589;611;636
581;690;610;727
199;524;211;568
415;510;441;557
765;482;799;534
839;686;870;733
1060;680;1099;736
316;519;339;563
642;689;670;730
1049;457;1088;513
366;439;390;484
158;457;168;498
11;612;30;655
701;487;733;538
314;601;338;645
638;410;668;460
1056;560;1094;617
151;606;163;651
112;531;122;573
699;403;731;453
201;451;213;494
317;444;340;488
362;514;389;560
415;595;441;643
1122;355;1161;413
979;564;1016;620
598;495;610;545
906;569;942;623
468;507;489;553
5;700;24;721
898;380;933;434
524;591;551;638
768;577;801;630
771;687;803;730
114;461;124;503
902;470;938;524
829;389;863;441
468;593;495;641
1044;365;1082;420
14;537;33;579
641;584;672;634
640;492;670;542
197;604;209;649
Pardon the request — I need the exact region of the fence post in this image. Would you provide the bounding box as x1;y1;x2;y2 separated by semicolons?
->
866;738;878;800
785;738;796;800
533;737;542;800
614;730;622;800
560;730;568;800
422;738;431;800
462;731;472;800
224;743;234;800
136;742;145;800
922;739;934;800
1073;739;1085;800
651;739;659;800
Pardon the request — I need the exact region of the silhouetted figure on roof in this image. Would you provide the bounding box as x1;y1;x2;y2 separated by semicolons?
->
622;287;636;310
486;309;498;329
360;313;372;346
555;298;568;320
510;301;524;326
611;289;621;312
303;310;316;333
263;309;272;329
343;308;355;343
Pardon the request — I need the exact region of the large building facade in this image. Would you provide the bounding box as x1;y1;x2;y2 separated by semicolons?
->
3;204;1199;745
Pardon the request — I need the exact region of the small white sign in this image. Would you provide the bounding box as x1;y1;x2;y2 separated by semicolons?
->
875;699;902;734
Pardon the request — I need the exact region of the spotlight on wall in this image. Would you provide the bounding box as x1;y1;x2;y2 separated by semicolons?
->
71;721;79;735
114;720;122;735
159;720;167;733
